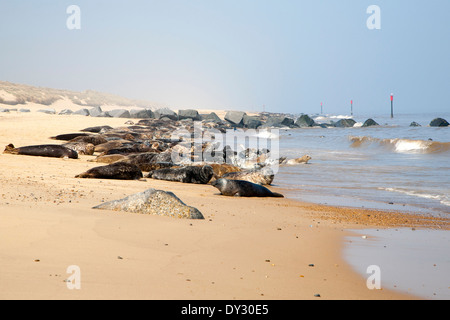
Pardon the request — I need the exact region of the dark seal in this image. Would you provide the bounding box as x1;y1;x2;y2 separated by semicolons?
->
147;165;214;184
211;178;284;197
3;143;78;159
75;162;143;180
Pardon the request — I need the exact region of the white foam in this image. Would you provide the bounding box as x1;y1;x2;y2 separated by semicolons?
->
254;130;279;139
393;139;429;153
379;187;449;206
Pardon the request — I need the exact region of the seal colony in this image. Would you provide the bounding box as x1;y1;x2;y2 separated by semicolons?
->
2;115;314;202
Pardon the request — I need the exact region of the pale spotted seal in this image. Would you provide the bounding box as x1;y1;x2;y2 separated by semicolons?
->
222;168;274;185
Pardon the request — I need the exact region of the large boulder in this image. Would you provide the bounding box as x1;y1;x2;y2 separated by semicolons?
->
130;109;154;119
295;114;316;127
225;111;247;127
88;106;103;117
154;108;177;121
362;118;379;127
243;115;263;129
109;109;131;118
264;116;295;128
334;119;356;128
178;109;201;121
58;109;73;115
202;112;222;123
92;188;204;219
429;118;449;127
73;108;90;116
37;108;56;115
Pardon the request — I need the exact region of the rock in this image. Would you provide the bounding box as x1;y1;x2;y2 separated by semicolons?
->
92;188;204;219
410;121;421;127
19;108;31;113
243;115;263;129
154;108;177;121
88;106;103;117
0;108;10;113
178;109;201;121
362;118;379;127
334;119;356;128
225;111;247;127
429;118;449;127
58;109;73;115
109;109;131;118
295;114;316;127
73;108;90;116
37;108;56;115
130;109;154;119
202;112;222;123
263;116;295;128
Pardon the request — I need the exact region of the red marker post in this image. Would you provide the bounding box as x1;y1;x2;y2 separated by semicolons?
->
351;99;353;116
390;93;394;118
321;102;323;114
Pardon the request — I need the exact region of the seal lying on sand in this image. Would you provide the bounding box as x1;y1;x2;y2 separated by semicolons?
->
222;168;274;185
63;142;95;155
75;162;143;180
211;178;284;198
147;165;214;184
3;144;78;159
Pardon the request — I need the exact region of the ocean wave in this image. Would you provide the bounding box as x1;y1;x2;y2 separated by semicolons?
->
349;136;450;154
379;187;450;207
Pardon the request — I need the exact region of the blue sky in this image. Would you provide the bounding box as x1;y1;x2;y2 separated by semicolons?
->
0;0;449;115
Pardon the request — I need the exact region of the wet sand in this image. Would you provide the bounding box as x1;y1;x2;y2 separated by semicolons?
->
1;108;446;300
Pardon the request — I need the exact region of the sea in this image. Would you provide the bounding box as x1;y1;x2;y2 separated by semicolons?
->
263;112;450;300
274;112;450;218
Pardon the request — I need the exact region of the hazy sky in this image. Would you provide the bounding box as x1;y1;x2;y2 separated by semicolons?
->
1;0;449;115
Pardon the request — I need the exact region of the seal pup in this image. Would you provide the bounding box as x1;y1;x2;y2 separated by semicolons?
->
222;168;274;185
4;143;78;159
75;162;143;180
147;165;214;184
211;178;284;198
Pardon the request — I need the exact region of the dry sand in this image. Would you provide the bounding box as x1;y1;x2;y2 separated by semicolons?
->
1;108;446;300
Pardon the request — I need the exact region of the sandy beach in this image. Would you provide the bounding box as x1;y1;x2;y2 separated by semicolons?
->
1;107;447;300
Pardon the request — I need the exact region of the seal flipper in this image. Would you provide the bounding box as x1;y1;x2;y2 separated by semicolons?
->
271;192;284;198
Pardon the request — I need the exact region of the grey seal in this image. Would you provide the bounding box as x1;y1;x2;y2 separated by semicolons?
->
211;178;284;197
147;165;214;184
3;143;78;159
75;162;143;180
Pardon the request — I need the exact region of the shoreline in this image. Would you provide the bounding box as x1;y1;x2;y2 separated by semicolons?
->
1;112;443;300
